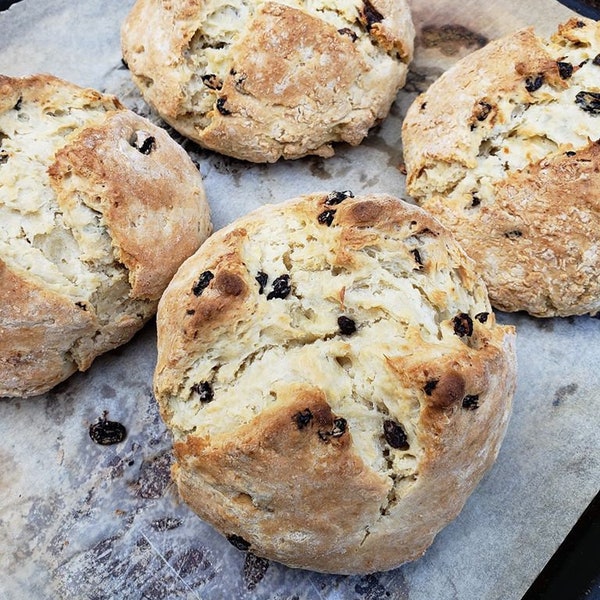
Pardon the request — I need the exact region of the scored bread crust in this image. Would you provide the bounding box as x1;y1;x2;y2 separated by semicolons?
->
402;18;600;317
0;74;212;397
121;0;415;162
154;192;516;574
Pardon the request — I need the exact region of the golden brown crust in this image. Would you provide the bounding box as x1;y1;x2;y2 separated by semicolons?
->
154;192;516;573
121;0;414;162
0;259;93;396
0;74;212;397
48;110;208;300
402;18;600;316
423;141;600;315
174;384;389;572
403;27;557;184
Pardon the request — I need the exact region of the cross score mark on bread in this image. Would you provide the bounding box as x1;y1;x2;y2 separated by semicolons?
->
121;0;415;161
154;192;516;574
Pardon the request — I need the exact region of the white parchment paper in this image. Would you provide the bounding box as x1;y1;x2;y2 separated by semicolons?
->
0;1;598;599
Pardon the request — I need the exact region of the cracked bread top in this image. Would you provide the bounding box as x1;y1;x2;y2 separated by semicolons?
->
154;191;516;574
0;74;212;397
402;18;600;317
121;0;414;162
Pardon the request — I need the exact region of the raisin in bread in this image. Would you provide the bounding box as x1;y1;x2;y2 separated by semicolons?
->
154;191;516;574
121;0;414;162
402;18;600;317
0;74;212;397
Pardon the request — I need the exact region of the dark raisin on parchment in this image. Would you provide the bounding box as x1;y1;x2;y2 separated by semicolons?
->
89;412;127;445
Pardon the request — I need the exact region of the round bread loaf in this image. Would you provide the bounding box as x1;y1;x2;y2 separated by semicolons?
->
0;74;212;398
154;191;516;574
121;0;415;162
402;18;600;317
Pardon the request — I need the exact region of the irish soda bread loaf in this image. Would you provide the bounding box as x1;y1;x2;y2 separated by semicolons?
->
121;0;414;162
154;191;516;574
403;18;600;317
0;74;212;398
